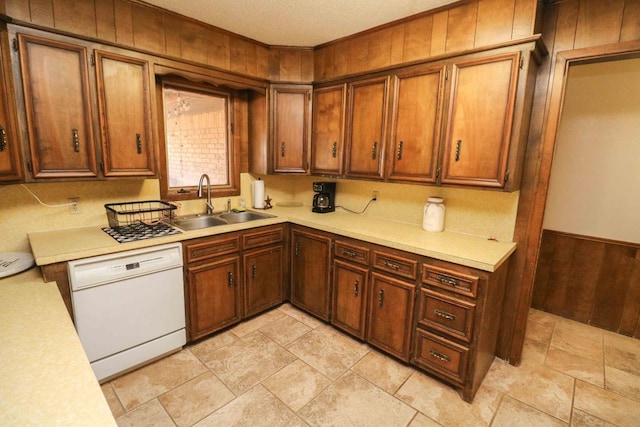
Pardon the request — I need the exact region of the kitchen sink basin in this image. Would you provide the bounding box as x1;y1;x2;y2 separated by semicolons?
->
172;214;228;230
172;210;275;230
218;211;275;223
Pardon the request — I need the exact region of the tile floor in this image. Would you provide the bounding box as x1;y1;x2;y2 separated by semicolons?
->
101;304;640;426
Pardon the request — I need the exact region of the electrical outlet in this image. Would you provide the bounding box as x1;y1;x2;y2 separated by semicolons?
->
68;198;81;214
372;191;379;201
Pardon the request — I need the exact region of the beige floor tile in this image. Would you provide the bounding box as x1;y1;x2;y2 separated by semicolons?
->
101;382;125;419
111;350;209;411
520;337;549;368
492;395;568;426
286;325;369;380
571;408;616;427
157;372;235;426
483;359;574;422
204;331;295;394
351;350;414;394
230;308;285;337
603;331;640;377
189;330;239;363
115;399;174;427
550;318;604;363
298;370;416;426
258;314;312;346
407;412;443;426
528;308;560;329
545;346;604;387
195;384;307;427
278;303;325;328
395;371;501;426
605;365;640;403
262;359;332;411
573;380;640;427
526;312;556;344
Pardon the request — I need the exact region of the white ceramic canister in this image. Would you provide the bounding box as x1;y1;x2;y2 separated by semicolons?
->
423;197;445;232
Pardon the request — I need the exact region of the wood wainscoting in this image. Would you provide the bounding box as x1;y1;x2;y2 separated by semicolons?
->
532;229;640;338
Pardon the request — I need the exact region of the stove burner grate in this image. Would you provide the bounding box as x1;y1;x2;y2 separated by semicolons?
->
102;222;181;243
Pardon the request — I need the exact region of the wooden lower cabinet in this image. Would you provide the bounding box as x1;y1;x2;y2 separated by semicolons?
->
290;226;332;320
411;260;509;402
331;259;369;339
367;272;416;361
243;244;284;317
186;254;242;341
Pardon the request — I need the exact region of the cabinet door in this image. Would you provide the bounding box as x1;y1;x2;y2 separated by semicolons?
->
290;228;332;320
0;34;22;182
331;259;369;339
244;245;284;317
95;50;155;177
186;255;242;340
367;272;416;361
16;33;98;178
271;85;311;174
441;52;519;188
387;67;445;183
311;84;345;175
344;77;389;179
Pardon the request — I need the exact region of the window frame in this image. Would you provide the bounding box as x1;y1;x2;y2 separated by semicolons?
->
157;76;240;201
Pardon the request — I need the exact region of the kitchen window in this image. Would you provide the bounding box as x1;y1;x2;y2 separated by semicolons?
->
158;78;239;200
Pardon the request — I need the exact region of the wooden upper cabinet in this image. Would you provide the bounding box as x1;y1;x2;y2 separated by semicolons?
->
0;32;22;182
15;32;98;179
95;51;155;177
344;76;390;179
441;52;520;188
387;66;446;184
310;84;346;176
271;84;311;174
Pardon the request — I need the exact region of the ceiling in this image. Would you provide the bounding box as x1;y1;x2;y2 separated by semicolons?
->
141;0;460;47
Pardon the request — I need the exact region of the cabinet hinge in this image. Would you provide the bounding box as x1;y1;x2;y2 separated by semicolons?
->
26;160;33;172
230;122;234;134
504;169;510;183
90;54;95;66
12;38;18;52
445;69;449;81
99;160;104;172
519;58;523;69
436;166;441;179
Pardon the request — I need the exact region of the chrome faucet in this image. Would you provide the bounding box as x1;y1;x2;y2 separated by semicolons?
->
227;198;232;213
197;174;214;214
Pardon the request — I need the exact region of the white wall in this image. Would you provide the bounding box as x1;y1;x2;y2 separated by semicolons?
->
543;57;640;244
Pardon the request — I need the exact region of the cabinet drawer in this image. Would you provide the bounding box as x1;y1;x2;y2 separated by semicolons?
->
412;329;468;385
184;235;240;263
423;265;478;298
334;240;370;266
373;250;418;280
243;226;284;250
417;289;475;343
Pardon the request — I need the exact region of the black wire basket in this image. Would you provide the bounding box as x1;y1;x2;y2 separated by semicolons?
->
104;200;177;228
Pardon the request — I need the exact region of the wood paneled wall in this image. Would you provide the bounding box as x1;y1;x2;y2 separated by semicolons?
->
313;0;541;81
532;230;640;338
498;0;640;364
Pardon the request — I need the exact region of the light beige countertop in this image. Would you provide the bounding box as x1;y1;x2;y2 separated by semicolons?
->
0;268;116;426
29;207;516;272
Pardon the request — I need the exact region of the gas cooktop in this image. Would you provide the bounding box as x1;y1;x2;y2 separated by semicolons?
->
102;222;181;243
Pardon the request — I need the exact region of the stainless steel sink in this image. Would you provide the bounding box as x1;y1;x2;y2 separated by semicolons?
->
172;210;274;230
172;214;228;230
218;211;275;223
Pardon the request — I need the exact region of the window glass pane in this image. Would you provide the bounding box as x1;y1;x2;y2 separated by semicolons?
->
164;85;229;188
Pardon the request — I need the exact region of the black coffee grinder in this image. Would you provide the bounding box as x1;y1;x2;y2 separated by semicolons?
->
312;182;336;213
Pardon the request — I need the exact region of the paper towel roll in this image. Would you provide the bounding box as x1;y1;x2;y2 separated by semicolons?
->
252;179;265;209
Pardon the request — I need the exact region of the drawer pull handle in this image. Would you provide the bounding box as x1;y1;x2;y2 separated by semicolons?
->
331;141;337;158
281;141;286;157
397;140;404;160
0;126;6;152
383;260;401;270
354;280;359;297
341;248;357;258
429;349;450;363
455;140;462;161
436;274;459;287
434;309;457;321
251;264;257;279
378;289;385;307
136;133;142;154
295;242;300;257
227;271;234;287
371;141;377;160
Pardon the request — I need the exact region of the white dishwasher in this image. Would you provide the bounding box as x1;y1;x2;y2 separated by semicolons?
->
68;242;186;382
